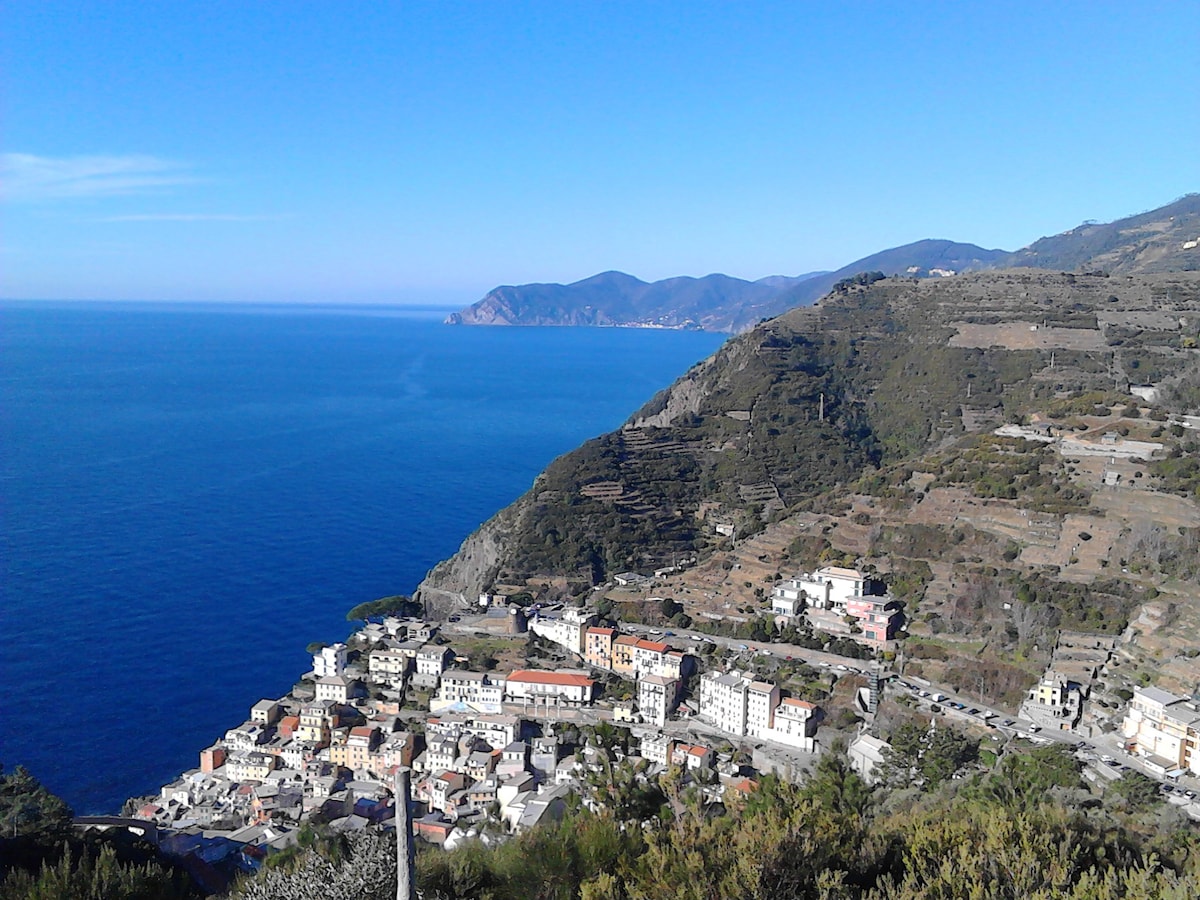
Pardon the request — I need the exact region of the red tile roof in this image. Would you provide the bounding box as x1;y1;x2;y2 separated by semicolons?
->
782;698;817;709
635;639;669;653
587;627;616;636
507;669;595;687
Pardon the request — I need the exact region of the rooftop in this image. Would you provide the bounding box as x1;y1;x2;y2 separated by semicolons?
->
1138;686;1184;706
815;565;866;580
635;639;670;653
507;670;595;687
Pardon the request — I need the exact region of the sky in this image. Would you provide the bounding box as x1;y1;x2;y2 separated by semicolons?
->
2;1;1197;305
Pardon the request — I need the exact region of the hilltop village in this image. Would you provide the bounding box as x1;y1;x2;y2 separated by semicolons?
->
127;557;1200;881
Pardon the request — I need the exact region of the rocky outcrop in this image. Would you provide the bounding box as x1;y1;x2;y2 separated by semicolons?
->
416;506;520;609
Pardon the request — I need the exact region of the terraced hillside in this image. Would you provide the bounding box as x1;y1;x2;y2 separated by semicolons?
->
419;269;1200;702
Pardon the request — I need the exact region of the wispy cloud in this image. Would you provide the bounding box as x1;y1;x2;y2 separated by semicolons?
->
1;153;197;201
98;213;279;223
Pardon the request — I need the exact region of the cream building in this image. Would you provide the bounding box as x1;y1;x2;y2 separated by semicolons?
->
1122;686;1200;776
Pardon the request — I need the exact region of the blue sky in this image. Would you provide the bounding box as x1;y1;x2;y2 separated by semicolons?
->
3;1;1197;304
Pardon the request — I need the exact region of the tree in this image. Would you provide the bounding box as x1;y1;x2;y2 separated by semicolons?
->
876;721;978;789
344;594;419;623
1108;772;1163;812
0;765;73;839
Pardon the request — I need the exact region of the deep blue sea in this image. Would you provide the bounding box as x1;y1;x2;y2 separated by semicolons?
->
0;301;724;814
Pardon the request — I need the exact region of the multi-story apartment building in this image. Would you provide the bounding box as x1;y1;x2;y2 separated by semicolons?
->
844;594;902;644
368;649;412;686
296;701;337;747
632;639;670;678
584;626;617;669
529;607;593;654
699;670;751;735
1122;686;1200;776
746;681;780;738
611;636;638;677
414;646;455;689
329;725;380;772
638;674;679;728
768;698;819;751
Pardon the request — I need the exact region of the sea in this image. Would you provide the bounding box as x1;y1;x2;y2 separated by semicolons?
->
0;300;725;814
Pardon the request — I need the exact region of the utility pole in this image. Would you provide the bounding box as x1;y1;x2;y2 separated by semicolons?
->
395;768;415;900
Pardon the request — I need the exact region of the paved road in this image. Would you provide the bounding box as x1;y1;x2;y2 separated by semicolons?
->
445;613;1200;815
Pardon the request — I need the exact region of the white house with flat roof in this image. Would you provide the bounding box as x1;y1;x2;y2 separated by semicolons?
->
312;643;347;678
1122;686;1200;776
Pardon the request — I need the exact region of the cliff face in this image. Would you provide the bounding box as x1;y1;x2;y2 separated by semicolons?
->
417;506;518;610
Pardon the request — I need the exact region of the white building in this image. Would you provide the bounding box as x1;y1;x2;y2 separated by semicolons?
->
639;733;673;766
224;723;268;752
699;670;751;735
414;646;455;689
250;699;281;725
787;566;878;614
226;752;276;782
770;581;807;617
314;675;356;705
1122;686;1200;776
436;671;505;707
505;670;596;705
528;607;593;655
767;698;819;751
848;733;890;784
638;674;679;728
312;643;347;678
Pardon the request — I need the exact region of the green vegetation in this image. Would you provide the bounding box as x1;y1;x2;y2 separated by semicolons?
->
1012;574;1141;633
0;765;72;839
926;435;1091;512
0;766;200;900
229;744;1200;899
346;594;420;622
1154;450;1200;500
469;271;1200;588
875;721;979;789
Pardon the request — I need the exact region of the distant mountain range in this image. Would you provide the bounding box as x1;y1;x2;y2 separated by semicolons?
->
446;195;1200;333
443;270;831;334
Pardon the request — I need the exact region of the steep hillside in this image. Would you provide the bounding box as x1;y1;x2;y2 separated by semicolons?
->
1003;194;1200;274
420;269;1200;701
